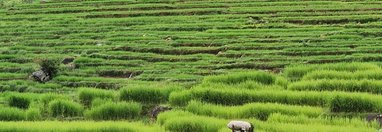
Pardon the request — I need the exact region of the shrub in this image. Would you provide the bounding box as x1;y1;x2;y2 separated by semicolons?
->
35;58;60;78
85;102;142;120
8;95;30;109
78;88;114;107
48;100;83;118
0;107;25;121
26;108;42;121
203;71;276;85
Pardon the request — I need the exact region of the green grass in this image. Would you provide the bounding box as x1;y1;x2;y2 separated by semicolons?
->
119;85;181;104
186;100;323;120
78;88;115;107
1;0;382;131
0;121;163;132
7;94;31;109
288;79;382;93
48;99;83;118
85;102;142;120
0;107;25;121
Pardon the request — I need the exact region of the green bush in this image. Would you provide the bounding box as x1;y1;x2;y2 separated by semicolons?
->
36;58;60;78
26;108;42;121
85;102;142;120
0;107;25;121
78;88;114;107
203;71;276;85
8;95;30;109
48;100;83;118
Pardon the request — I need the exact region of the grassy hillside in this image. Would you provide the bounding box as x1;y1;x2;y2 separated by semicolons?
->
1;0;382;131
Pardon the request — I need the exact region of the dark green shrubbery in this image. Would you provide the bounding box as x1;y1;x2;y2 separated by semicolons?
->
85;102;141;120
36;58;60;78
48;99;83;118
8;95;30;109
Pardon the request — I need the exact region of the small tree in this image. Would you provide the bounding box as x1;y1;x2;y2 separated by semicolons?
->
36;58;60;78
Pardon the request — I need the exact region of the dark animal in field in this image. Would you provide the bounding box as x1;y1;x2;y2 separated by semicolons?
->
31;70;50;83
227;120;254;132
366;113;382;128
150;106;172;120
62;57;75;64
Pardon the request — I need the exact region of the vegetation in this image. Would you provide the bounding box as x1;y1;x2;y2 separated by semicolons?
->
0;0;382;131
0;107;25;121
85;102;142;120
48;99;83;118
8;95;30;109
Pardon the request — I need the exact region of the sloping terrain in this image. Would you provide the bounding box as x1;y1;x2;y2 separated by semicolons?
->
0;0;382;131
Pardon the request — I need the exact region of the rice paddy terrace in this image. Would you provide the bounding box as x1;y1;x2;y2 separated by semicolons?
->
1;0;382;131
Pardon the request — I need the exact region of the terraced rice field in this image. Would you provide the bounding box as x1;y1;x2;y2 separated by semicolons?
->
1;0;382;131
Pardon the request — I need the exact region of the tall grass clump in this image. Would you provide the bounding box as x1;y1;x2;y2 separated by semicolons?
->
40;93;70;107
85;102;142;120
48;99;83;118
0;107;25;121
267;113;373;128
329;95;378;113
170;88;329;107
78;88;114;107
302;70;382;80
119;86;180;104
284;63;380;81
186;101;323;120
0;121;163;131
91;98;113;108
168;91;193;106
157;110;226;132
26;108;42;121
288;79;382;93
170;88;382;113
203;71;276;85
8;95;31;109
